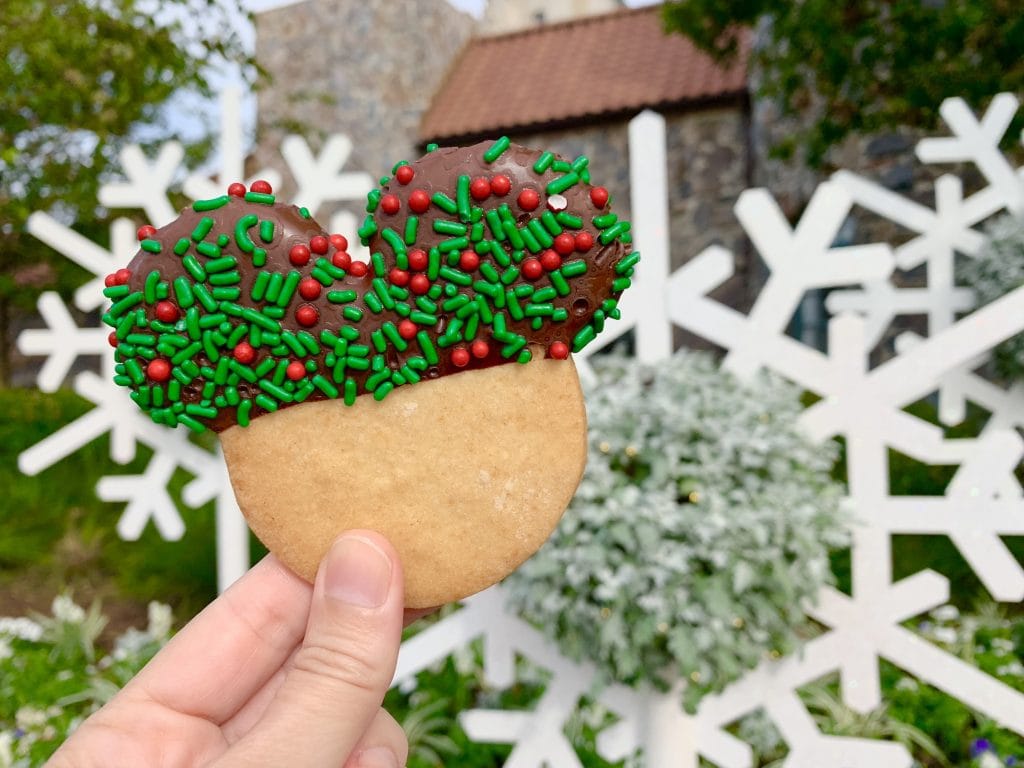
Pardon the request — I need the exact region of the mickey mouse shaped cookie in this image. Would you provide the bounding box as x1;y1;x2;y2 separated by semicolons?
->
103;139;638;607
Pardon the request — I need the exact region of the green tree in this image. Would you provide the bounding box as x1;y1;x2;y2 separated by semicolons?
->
662;0;1024;165
0;0;255;385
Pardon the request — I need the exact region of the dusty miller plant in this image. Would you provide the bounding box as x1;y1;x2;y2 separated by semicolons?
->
506;351;849;710
958;213;1024;382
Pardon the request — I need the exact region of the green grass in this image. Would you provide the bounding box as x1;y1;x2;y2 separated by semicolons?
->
0;387;222;620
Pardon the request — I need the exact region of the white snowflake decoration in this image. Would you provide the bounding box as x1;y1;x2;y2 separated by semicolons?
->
17;90;1024;766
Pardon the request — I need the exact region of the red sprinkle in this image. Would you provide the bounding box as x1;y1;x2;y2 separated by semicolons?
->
114;268;132;285
380;194;401;215
553;233;576;255
470;177;491;200
296;305;319;327
575;232;594;251
522;258;543;280
410;274;430;295
233;341;256;364
518;188;540;211
289;244;311;266
451;347;470;367
540;249;562;271
227;182;247;197
549;341;569;360
298;278;321;300
154;301;178;323
490;175;511;196
395;165;415;185
590;186;609;208
330;233;349;251
398;319;418;339
348;261;368;277
471;339;489;358
250;179;273;195
147;359;171;382
108;331;119;347
137;224;156;241
309;235;329;255
104;273;118;287
409;189;430;213
332;251;352;270
459;250;480;272
286;361;306;381
408;249;428;271
389;268;410;287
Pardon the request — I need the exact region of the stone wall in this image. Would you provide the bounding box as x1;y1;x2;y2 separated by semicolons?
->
252;0;475;213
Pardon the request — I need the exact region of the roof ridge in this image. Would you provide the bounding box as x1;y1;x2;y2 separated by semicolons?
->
472;3;656;43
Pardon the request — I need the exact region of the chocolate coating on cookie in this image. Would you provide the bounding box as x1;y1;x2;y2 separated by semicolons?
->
103;140;638;432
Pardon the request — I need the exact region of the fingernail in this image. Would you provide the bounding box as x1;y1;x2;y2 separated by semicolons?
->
356;746;399;768
324;535;392;608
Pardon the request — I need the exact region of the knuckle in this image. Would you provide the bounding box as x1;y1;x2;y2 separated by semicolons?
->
291;639;388;696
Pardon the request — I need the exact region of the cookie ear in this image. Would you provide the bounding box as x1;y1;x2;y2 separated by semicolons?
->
359;140;636;361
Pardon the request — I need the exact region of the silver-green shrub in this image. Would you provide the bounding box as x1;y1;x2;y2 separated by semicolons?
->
506;351;849;709
958;213;1024;381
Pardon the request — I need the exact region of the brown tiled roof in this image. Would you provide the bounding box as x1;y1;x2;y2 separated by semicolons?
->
420;6;750;144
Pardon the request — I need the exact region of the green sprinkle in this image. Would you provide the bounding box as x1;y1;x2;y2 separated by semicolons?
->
470;222;485;242
486;210;506;242
372;278;397;310
259;379;294;403
229;360;258;383
490;244;511;268
550;270;571;296
480;262;501;283
237;399;253;426
241;307;280;332
209;271;240;286
343;306;364;322
281;331;306;357
561;259;588;277
382;227;407;259
260;220;274;243
541;211;563;236
311;267;333;286
533;286;557;302
373;382;394;401
503;221;525;250
426;142;439;152
344;378;357;405
327;289;358;304
519;225;541;253
196;241;222;259
500;335;527;358
365;293;384;313
506;290;524;321
600;221;631;245
476;294;494;323
254;394;279;412
193;195;229;212
573;325;597;352
552;160;572;172
178;414;207;433
358;215;378;244
616;251;641;274
193;283;217;311
456;175;471;221
299;207;311;219
514;283;534;298
443;295;470;312
265;272;284;303
244;191;276;205
418;331;438;365
405;216;419;245
171;342;201;365
410;311;436;325
253;248;267;268
593;212;618;229
438;236;469;254
251;272;271;301
143;271;161;304
263;306;285;319
186;307;201;340
366;189;381;213
174;238;191;255
533;152;554;173
483;136;510;163
371;252;387;278
612;276;632;293
186;403;218;419
198;313;226;329
547;172;579;195
255;357;276;378
346;356;370;371
217;234;230;247
140;238;161;254
556;212;583;229
382;321;408;351
431;192;458;215
236;214;258;252
276;271;301;307
501;266;520;285
525;302;554;317
206;256;238;273
173;278;194;309
427;248;441;280
182;255;207;282
438;265;472;286
434;220;468;236
297;331;320;354
517;349;532;364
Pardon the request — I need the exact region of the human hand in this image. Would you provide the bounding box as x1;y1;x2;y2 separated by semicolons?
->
48;531;418;768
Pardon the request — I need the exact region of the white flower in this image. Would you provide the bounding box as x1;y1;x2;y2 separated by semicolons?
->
931;627;958;645
0;617;43;642
15;707;47;730
146;602;173;640
0;731;13;768
51;595;86;625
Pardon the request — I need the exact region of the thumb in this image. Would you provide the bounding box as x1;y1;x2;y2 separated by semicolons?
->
220;531;404;768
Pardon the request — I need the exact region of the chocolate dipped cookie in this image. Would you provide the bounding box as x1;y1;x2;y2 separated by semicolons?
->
103;139;638;607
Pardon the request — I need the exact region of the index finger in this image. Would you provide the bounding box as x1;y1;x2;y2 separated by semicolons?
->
123;554;312;724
